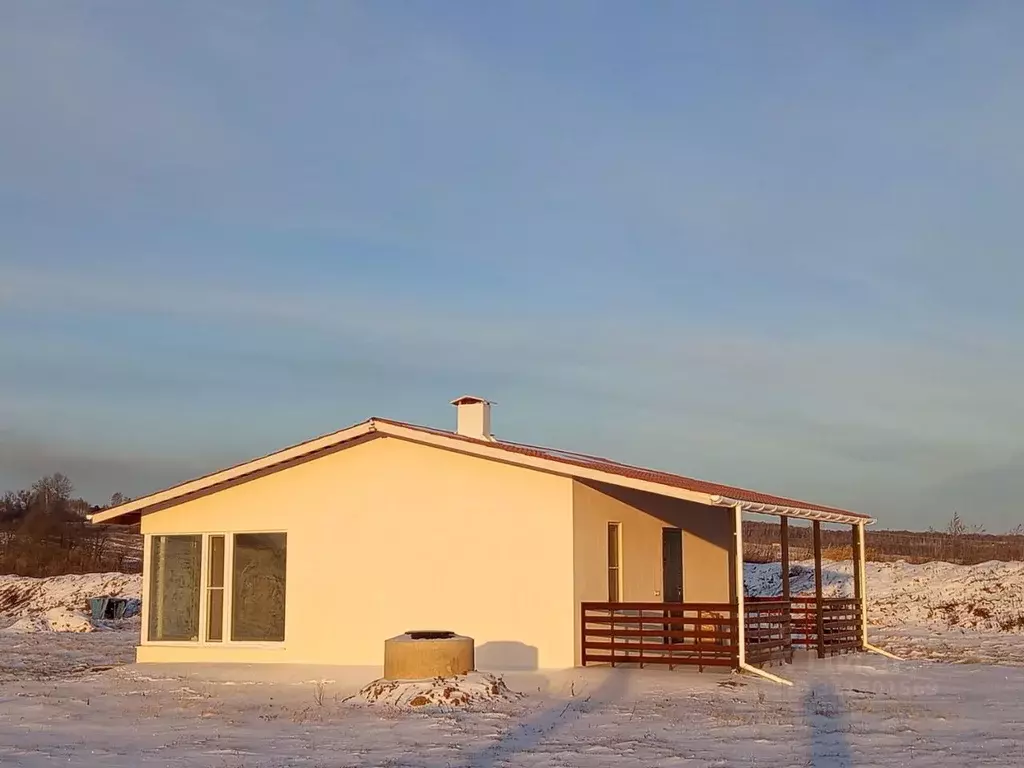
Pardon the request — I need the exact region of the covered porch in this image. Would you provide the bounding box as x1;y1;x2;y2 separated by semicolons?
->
580;509;874;678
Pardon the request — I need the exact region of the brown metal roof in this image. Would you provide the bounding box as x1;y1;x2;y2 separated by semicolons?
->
375;418;871;521
93;415;873;524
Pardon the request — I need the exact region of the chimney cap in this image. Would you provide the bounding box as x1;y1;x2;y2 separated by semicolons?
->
450;395;494;406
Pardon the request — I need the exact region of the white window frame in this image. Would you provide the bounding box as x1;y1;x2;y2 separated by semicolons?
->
205;534;226;642
142;531;287;649
607;521;622;603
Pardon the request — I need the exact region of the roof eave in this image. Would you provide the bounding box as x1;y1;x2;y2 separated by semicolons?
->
90;420;379;524
708;494;874;526
89;416;874;528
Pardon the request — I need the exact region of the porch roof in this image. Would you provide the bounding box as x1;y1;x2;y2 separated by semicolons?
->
90;417;874;526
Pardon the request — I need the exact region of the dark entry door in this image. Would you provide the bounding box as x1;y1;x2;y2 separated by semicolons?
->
662;528;684;645
662;528;683;602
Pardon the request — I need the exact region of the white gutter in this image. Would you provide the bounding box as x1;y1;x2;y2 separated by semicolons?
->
709;494;874;527
733;502;793;686
855;522;902;660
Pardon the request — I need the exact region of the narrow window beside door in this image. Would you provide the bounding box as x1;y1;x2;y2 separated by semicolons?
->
206;536;225;642
607;522;621;602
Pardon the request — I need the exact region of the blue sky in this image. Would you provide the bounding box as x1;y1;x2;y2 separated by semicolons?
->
2;2;1022;530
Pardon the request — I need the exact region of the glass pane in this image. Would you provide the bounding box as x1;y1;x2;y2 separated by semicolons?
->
231;533;287;642
608;567;620;602
208;536;225;588
607;523;619;567
207;589;224;642
148;535;201;641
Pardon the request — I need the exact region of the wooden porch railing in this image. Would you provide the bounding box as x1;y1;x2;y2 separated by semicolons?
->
582;598;862;671
791;597;862;655
580;602;738;670
743;599;793;666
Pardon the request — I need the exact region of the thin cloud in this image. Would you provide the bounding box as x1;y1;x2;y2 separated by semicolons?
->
1;4;1022;528
1;265;1020;524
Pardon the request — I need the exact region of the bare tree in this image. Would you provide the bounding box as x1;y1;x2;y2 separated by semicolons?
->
946;511;967;537
108;492;130;508
30;473;74;516
0;474;143;576
0;490;31;523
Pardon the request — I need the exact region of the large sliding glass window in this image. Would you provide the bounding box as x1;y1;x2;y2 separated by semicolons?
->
146;532;286;644
231;533;287;642
148;535;202;641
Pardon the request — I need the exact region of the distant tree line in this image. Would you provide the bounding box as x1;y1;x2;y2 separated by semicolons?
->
3;473;1021;574
744;512;1024;565
0;473;140;576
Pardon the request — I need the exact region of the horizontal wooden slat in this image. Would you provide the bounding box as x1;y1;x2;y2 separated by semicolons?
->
790;597;859;605
583;627;735;641
582;654;735;667
745;628;790;641
786;610;860;618
747;651;789;663
745;639;790;650
742;597;793;668
583;616;736;625
582;598;866;672
583;641;734;655
582;601;735;612
584;616;739;629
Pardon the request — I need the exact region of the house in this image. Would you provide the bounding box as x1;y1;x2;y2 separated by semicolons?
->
92;396;876;675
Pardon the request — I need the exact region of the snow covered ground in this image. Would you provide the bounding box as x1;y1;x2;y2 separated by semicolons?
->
4;561;1024;664
0;622;138;681
746;559;1024;630
0;635;1022;767
6;560;1024;633
0;572;141;620
744;559;1024;664
1;565;1024;765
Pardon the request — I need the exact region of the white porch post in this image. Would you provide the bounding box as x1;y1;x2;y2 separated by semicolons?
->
855;522;901;660
732;503;793;685
780;516;790;601
733;503;745;668
855;522;868;650
813;520;825;659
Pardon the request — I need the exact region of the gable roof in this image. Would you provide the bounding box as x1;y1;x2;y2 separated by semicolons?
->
90;417;874;526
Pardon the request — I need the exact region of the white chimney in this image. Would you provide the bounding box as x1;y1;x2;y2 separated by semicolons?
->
450;395;495;441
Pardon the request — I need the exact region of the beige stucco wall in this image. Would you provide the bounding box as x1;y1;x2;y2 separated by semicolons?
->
138;436;576;669
571;480;735;664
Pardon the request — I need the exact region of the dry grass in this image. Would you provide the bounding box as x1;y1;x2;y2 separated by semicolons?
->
744;520;1024;564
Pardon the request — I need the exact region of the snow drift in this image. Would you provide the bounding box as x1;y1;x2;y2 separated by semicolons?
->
1;560;1023;636
0;573;142;633
358;673;522;708
0;573;141;618
746;559;1024;632
2;607;100;634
